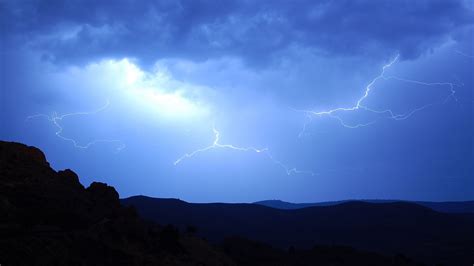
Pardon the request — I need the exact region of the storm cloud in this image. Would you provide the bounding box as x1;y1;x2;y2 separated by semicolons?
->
2;0;473;67
1;0;473;202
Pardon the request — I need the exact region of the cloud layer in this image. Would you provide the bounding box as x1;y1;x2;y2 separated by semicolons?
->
2;0;473;67
1;0;473;202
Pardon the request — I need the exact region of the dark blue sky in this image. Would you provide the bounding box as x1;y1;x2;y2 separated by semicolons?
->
1;0;473;202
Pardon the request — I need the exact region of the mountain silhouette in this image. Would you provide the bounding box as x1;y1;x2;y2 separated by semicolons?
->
122;196;474;265
2;140;473;265
254;199;474;213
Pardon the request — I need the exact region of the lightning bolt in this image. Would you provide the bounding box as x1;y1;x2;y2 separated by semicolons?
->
455;50;474;59
175;54;460;175
296;54;460;130
298;113;314;138
26;100;125;152
174;125;315;176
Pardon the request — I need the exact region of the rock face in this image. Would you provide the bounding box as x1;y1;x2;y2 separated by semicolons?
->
0;141;233;266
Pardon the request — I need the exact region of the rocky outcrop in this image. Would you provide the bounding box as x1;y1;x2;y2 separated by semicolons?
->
0;141;234;266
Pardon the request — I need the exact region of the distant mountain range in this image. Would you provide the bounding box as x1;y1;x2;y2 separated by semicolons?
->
122;196;474;266
254;199;474;213
2;140;473;266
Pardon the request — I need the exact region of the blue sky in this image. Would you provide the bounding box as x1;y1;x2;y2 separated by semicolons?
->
1;0;473;202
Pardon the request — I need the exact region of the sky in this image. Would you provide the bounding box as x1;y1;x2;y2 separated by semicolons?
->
1;0;473;202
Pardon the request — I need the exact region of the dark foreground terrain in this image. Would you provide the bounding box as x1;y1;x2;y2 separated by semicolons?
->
122;196;474;265
0;141;235;265
1;141;472;265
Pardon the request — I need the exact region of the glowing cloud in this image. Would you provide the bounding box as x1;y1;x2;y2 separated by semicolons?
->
61;58;211;119
26;58;211;151
103;58;211;119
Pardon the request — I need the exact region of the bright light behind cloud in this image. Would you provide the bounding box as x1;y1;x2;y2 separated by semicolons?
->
64;58;211;119
120;59;210;119
131;87;208;118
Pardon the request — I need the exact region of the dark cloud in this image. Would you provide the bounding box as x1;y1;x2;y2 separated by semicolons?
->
2;0;473;67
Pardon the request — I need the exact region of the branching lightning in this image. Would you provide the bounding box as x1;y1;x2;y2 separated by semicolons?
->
26;100;125;152
174;126;267;165
296;54;460;131
174;125;315;176
174;54;461;175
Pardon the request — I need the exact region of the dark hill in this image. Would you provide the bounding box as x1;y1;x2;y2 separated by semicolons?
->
2;140;472;265
0;141;234;265
122;195;474;265
254;199;474;213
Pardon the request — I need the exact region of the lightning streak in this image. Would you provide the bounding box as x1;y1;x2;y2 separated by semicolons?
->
297;54;460;129
26;100;125;152
455;50;474;59
175;54;459;175
174;126;314;176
